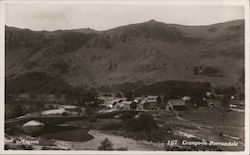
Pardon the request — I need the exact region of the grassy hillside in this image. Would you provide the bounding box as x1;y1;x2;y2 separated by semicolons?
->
5;19;244;91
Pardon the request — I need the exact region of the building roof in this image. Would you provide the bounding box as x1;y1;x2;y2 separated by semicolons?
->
147;95;158;99
58;105;77;109
168;99;186;106
147;99;157;103
140;98;147;105
182;96;190;101
102;98;123;105
134;97;143;101
41;108;66;115
147;95;158;103
121;101;133;105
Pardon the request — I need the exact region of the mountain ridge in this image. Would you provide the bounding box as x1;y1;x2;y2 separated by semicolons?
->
5;19;244;33
5;19;244;90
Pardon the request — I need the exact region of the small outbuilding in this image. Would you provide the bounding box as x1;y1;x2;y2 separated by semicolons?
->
146;95;161;110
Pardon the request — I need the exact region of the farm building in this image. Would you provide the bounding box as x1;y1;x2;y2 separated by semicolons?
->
113;101;125;109
146;95;161;110
112;100;136;110
165;101;173;112
134;97;143;103
136;98;148;110
182;96;190;101
135;96;161;110
97;96;126;108
113;102;120;109
166;99;186;111
121;101;135;110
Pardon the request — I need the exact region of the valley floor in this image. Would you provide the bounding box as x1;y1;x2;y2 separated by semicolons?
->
5;106;245;151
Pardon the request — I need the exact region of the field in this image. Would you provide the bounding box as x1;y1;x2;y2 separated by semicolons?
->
146;107;245;151
180;107;244;127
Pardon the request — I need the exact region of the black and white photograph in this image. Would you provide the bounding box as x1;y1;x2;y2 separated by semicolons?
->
1;0;249;153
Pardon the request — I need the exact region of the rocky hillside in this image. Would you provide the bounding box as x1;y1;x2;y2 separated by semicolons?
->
5;19;244;91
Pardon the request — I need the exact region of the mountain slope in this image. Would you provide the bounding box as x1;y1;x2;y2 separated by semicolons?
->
5;19;244;89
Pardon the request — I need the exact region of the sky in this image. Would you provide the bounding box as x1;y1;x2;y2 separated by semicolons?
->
5;2;245;31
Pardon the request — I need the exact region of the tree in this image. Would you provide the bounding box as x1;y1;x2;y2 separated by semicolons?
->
88;87;98;100
124;90;134;100
97;138;113;150
125;112;158;132
214;86;236;96
14;104;24;117
62;111;69;116
84;106;95;116
115;92;122;98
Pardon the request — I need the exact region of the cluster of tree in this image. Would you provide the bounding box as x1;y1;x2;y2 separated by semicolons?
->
64;86;98;105
5;103;24;118
124;113;158;132
97;138;113;150
114;81;146;93
97;138;127;151
6;72;99;106
213;86;237;96
5;96;45;118
6;72;71;95
99;80;243;101
95;80;212;101
116;80;211;100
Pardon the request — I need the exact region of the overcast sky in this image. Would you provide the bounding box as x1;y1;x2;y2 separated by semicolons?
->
5;2;245;31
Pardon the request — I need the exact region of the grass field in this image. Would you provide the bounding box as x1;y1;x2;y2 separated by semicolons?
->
180;107;244;127
178;107;245;144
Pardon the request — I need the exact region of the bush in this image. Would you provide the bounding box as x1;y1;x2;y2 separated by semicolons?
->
97;138;113;150
84;106;95;116
125;112;158;132
101;121;123;130
62;112;69;116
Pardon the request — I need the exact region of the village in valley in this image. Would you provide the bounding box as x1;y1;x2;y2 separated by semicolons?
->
97;92;244;112
5;87;245;151
3;2;246;152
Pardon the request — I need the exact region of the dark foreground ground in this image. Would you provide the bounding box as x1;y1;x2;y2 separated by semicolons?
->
5;106;245;151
